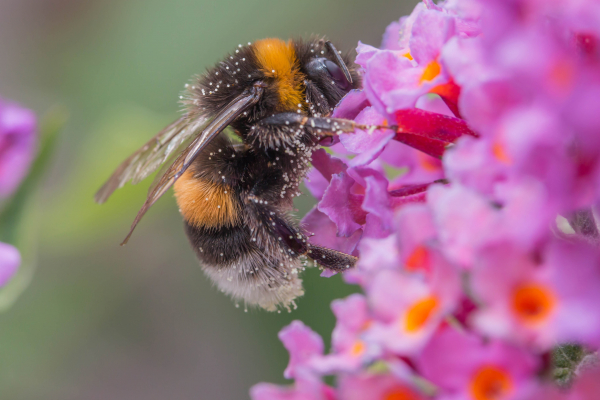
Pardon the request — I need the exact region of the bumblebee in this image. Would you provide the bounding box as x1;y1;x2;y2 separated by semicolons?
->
96;37;366;311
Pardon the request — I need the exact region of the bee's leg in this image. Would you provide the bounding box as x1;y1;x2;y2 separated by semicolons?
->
245;193;357;273
251;112;478;160
306;245;357;272
245;192;308;255
257;112;357;135
248;112;376;150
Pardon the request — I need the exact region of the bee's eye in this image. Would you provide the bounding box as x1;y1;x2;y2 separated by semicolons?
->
307;58;351;89
325;60;351;90
324;60;346;83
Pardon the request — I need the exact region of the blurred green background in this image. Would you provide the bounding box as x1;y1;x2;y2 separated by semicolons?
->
0;0;418;398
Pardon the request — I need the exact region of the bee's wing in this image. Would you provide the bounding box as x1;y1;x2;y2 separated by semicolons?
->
94;114;208;204
119;85;264;245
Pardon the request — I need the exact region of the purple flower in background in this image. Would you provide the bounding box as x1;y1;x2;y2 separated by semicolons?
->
0;97;37;289
0;243;20;286
254;0;600;398
0;97;36;198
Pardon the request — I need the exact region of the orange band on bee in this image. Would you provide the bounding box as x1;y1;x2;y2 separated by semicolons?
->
173;170;240;228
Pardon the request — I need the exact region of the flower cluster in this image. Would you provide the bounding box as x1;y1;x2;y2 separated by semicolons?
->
252;0;600;399
0;97;37;288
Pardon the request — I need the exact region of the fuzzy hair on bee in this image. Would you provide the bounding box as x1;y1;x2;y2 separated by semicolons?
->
96;37;368;311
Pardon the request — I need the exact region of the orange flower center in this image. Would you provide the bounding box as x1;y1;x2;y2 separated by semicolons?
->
420;60;441;83
511;283;556;325
350;341;366;357
405;295;439;332
403;52;414;61
361;319;373;331
384;386;421;400
549;60;574;92
492;142;511;164
470;366;513;400
416;151;442;172
405;245;431;272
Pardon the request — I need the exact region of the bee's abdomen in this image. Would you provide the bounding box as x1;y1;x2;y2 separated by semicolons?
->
183;220;305;311
173;167;240;229
183;221;252;265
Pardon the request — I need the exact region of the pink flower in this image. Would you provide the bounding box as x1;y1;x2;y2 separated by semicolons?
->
339;106;394;168
279;321;324;380
330;295;371;355
0;97;36;198
344;235;401;286
302;207;362;258
310;294;379;374
522;366;600;400
253;0;600;397
471;239;600;350
380;139;444;187
337;373;426;400
306;149;434;241
363;253;461;355
317;168;365;237
441;0;600;216
428;182;554;269
0;243;20;287
251;321;334;400
417;328;540;400
322;0;480;200
250;378;335;400
394;204;438;274
0;97;37;289
345;203;439;286
305;149;347;201
358;6;460;118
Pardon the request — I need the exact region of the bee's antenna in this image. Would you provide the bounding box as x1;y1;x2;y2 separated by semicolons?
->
325;41;353;84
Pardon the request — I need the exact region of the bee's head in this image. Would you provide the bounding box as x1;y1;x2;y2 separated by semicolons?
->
227;38;361;121
184;38;360;127
300;39;361;116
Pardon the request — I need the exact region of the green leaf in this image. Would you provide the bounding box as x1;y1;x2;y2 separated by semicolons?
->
552;343;586;387
0;106;67;311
